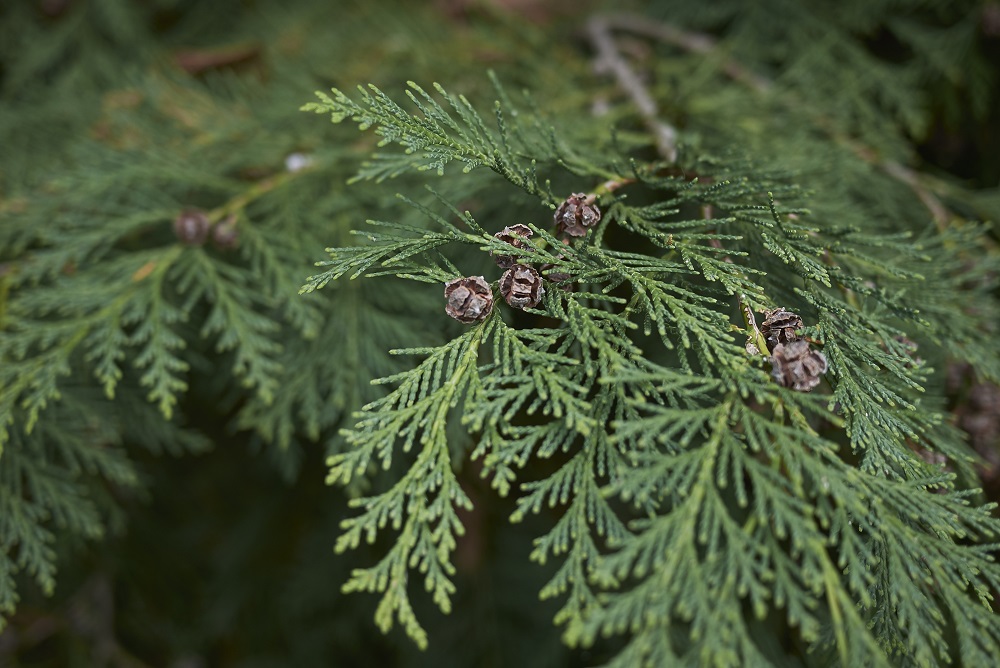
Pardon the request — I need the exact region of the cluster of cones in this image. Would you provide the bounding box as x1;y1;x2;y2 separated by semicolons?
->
444;194;600;323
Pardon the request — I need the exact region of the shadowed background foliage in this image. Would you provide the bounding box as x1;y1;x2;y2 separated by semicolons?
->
1;0;999;666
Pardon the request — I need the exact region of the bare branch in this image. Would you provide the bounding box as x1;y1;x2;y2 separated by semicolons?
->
586;16;679;163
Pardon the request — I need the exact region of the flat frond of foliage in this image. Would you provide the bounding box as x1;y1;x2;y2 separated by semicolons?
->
2;1;998;664
302;76;1000;665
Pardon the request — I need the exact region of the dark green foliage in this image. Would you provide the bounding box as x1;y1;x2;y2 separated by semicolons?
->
2;0;1000;666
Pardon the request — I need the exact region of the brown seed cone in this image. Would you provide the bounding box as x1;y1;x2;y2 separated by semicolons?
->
554;193;601;238
500;264;545;309
211;215;240;250
539;253;572;286
174;209;211;246
770;340;828;392
491;224;533;269
444;276;494;323
539;263;572;285
760;307;803;352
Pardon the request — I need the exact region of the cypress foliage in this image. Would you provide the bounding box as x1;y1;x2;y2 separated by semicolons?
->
2;0;999;665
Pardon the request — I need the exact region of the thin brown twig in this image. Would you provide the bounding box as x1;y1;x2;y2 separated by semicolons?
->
586;16;679;163
880;159;950;225
599;13;773;94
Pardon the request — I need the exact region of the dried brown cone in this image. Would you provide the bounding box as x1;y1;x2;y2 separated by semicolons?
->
444;276;494;324
554;193;601;238
491;224;533;269
539;259;572;286
174;209;211;246
770;340;828;392
760;307;803;352
499;264;545;309
211;215;240;250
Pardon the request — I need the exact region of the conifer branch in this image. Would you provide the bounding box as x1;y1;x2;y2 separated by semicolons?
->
4;3;996;661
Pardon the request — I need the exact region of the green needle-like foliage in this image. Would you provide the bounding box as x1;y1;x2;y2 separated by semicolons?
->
302;47;1000;663
2;0;999;666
